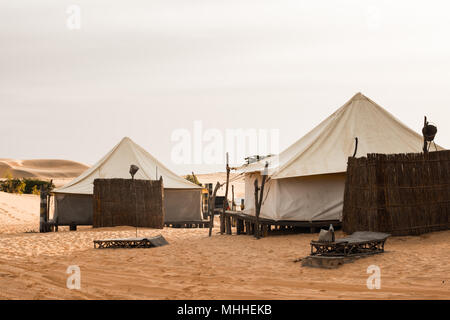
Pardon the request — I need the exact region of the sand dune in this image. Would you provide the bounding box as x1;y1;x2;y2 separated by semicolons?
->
0;191;449;299
0;159;89;180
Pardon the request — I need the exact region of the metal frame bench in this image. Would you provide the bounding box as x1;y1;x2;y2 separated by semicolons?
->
310;232;390;257
93;235;168;249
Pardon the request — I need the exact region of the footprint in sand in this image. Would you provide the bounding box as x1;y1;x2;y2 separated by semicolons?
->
1;210;22;222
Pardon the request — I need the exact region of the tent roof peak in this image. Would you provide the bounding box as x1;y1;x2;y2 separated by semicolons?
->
239;92;445;179
349;92;368;102
53;137;201;194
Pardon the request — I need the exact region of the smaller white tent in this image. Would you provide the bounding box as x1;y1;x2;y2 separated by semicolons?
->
239;93;444;223
53;137;203;225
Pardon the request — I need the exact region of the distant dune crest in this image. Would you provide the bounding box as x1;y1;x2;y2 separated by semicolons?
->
0;159;89;179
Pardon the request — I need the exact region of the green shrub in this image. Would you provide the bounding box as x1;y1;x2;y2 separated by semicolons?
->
22;179;55;194
0;178;54;194
31;185;40;195
16;180;26;194
0;178;22;193
185;174;202;186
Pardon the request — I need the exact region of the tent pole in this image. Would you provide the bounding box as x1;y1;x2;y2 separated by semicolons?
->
39;186;49;233
209;182;220;237
133;176;138;238
221;153;230;235
254;162;269;239
231;185;235;211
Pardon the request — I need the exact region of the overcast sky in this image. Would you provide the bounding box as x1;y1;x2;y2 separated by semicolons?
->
1;0;450;174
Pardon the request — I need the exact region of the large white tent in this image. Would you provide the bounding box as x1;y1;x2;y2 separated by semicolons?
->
239;92;444;223
53;137;203;225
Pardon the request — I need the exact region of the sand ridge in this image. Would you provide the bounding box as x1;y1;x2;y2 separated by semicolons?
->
0;158;89;180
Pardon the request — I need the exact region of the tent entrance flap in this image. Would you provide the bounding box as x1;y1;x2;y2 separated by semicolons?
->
164;189;202;223
54;193;93;225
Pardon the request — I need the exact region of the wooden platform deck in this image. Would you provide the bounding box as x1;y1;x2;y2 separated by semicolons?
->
214;209;341;237
93;235;169;249
164;221;210;228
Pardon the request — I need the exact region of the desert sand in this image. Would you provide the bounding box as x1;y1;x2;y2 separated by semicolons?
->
0;192;41;234
0;191;449;300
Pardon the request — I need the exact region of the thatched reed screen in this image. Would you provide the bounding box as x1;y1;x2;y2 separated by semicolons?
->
343;150;450;236
93;178;165;229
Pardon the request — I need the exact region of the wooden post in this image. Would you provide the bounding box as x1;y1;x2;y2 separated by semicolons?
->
221;153;230;235
253;180;259;238
47;181;53;232
209;182;220;237
223;212;227;234
236;218;242;235
226;214;232;235
245;221;251;235
39;186;49;233
423;116;428;153
254;162;269;239
262;224;268;237
231;185;235;211
132;177;138;237
226;212;232;235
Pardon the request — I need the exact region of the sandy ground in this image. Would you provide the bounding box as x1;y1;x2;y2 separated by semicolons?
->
0;191;449;300
0;192;40;234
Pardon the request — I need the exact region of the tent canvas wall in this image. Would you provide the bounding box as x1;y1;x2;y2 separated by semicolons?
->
243;172;346;222
240;93;445;223
53;137;203;225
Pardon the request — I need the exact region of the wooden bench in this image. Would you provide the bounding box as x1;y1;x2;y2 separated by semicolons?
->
310;231;390;257
93;235;168;249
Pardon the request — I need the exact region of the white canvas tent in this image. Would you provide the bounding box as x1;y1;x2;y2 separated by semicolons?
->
53;137;203;225
239;92;444;223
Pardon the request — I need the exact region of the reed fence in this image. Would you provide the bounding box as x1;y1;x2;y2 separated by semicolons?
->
93;178;165;229
343;150;450;236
